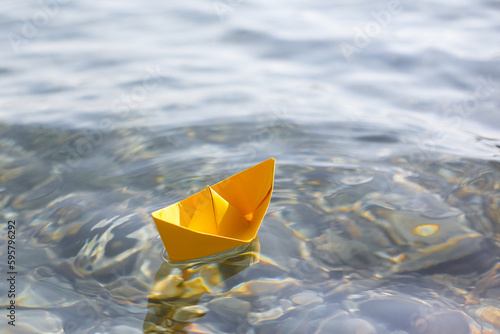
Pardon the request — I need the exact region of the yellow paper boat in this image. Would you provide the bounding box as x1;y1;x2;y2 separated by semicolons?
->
151;158;275;262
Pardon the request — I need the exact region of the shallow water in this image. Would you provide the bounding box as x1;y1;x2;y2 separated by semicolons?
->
1;0;500;333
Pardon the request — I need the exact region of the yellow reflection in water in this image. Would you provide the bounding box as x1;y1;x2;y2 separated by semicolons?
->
143;238;260;333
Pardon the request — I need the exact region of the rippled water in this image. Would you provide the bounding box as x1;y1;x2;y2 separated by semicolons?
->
1;0;500;333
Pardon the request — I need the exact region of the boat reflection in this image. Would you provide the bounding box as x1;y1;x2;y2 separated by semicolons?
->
143;238;260;333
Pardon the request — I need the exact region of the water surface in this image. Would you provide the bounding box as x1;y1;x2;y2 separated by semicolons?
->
1;0;500;333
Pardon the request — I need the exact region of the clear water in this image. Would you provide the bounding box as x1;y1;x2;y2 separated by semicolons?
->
1;0;500;333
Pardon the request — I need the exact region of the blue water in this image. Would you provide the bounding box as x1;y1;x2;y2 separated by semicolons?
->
1;1;500;333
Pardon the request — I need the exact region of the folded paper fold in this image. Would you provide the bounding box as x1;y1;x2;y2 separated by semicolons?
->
151;158;275;262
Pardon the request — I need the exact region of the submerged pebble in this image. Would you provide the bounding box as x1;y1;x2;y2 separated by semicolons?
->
358;296;431;332
149;273;185;301
248;306;284;325
290;291;324;306
207;296;251;322
229;278;301;297
172;305;209;322
416;310;478;334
